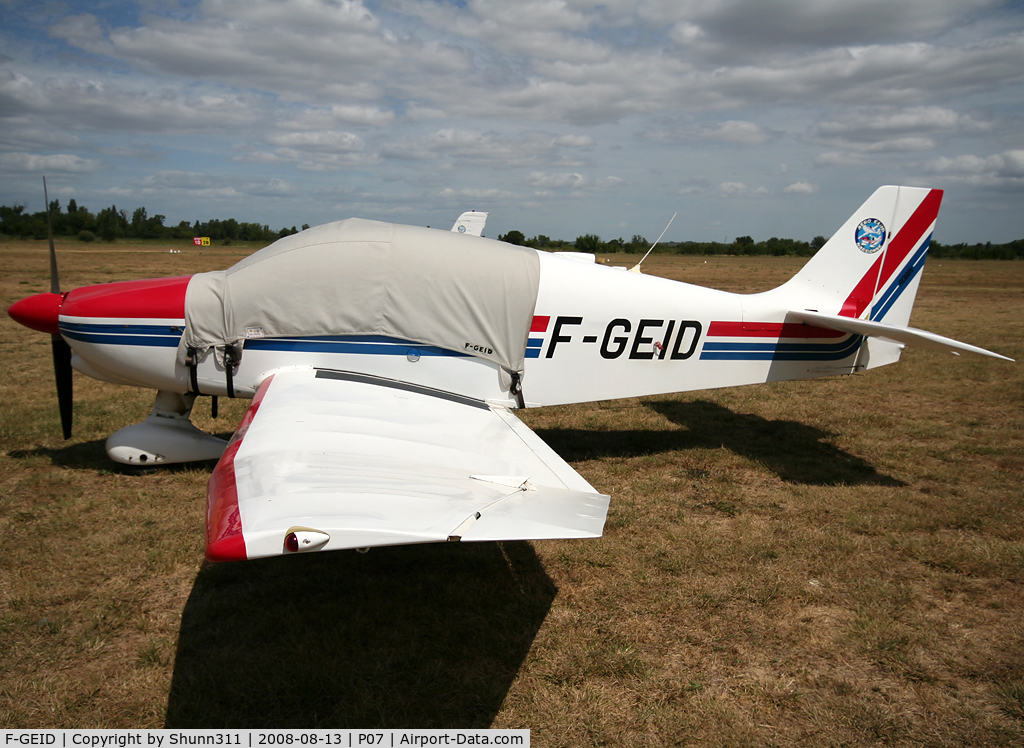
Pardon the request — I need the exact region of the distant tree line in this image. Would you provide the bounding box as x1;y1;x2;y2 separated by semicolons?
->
500;229;1024;260
929;239;1024;260
0;200;305;243
3;200;1020;259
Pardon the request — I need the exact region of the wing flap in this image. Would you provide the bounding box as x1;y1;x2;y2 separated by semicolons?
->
455;484;611;541
787;310;1013;362
206;368;609;561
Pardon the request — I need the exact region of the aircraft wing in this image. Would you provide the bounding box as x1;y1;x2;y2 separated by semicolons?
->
787;309;1013;361
205;368;609;561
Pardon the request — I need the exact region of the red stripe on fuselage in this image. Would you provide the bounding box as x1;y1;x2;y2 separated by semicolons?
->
61;275;191;319
205;375;275;563
531;315;551;332
708;321;845;338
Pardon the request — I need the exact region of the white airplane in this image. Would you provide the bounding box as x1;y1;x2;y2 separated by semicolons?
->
8;186;1012;563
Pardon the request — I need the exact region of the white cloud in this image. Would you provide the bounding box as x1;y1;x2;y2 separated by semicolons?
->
670;22;705;45
36;1;1024;128
379;128;592;167
49;3;465;105
718;181;769;197
237;147;376;172
96;143;162;161
0;120;83;151
810;106;992;152
265;131;365;153
784;181;818;194
814;151;870;167
925;150;1024;186
555;134;596;147
47;14;112;54
527;171;623;192
700;120;772;144
135;171;300;198
0;0;1021;241
246;178;300;197
439;187;518;201
0;68;262;132
0;152;101;174
276;105;395;130
645;119;773;144
528;172;587;190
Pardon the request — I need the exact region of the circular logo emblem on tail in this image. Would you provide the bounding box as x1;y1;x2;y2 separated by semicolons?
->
855;218;886;254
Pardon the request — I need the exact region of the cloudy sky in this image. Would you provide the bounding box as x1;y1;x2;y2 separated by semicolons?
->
2;0;1023;243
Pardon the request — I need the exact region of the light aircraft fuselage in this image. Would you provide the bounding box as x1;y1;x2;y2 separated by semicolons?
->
7;186;1012;562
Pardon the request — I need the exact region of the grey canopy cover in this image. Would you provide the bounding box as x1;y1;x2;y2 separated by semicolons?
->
179;218;541;377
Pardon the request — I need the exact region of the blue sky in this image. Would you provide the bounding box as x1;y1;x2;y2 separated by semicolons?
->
1;0;1023;243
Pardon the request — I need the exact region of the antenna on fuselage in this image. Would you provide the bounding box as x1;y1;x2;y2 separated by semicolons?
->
629;212;677;274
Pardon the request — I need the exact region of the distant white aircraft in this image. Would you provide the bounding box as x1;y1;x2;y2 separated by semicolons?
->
8;186;1011;562
451;210;488;236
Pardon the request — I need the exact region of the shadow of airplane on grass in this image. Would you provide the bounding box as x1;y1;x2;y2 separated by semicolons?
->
10;395;900;486
534;399;903;487
8;439;220;475
9;439;110;470
164;541;555;728
11;396;897;729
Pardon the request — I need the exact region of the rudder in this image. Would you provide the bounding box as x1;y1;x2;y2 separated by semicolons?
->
781;186;943;327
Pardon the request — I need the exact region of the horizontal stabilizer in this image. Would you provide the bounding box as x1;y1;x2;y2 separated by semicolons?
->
787;310;1013;362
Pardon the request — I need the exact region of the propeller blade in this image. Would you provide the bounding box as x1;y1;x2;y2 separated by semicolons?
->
52;334;73;439
43;177;72;439
44;176;60;295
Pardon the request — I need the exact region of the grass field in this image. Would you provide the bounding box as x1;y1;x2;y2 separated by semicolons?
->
1;239;1022;744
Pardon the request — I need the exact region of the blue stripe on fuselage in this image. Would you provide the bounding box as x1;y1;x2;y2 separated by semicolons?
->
242;336;469;357
58;324;471;358
59;321;182;347
700;335;863;361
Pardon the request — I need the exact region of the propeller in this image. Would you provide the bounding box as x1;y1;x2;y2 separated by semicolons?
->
43;177;73;439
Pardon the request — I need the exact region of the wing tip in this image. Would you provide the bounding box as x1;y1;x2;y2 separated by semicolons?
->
205;534;247;563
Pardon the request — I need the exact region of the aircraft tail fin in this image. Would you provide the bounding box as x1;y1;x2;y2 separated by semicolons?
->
774;186;1012;367
452;211;488;237
781;185;941;327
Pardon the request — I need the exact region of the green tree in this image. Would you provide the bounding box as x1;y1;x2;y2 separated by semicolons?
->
130;206;147;237
96;205;128;242
629;234;648;253
499;230;526;245
575;233;600;253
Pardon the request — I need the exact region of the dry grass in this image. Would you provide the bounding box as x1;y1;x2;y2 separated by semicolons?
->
1;237;1022;744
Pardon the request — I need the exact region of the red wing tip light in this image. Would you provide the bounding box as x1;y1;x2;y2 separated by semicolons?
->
284;528;331;553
